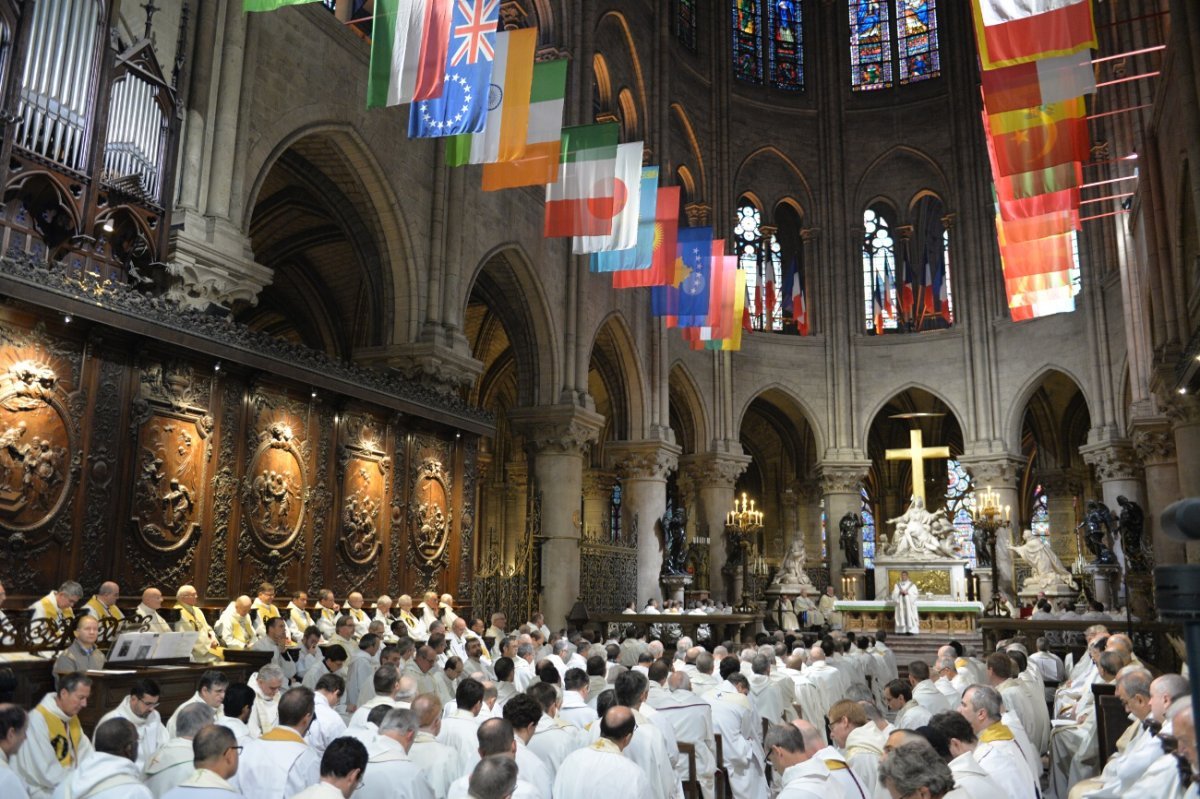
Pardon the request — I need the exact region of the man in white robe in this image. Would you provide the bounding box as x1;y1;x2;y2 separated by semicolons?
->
174;585;223;663
793;719;866;799
956;685;1036;799
553;707;650;799
826;700;885;797
357;707;435;799
908;660;952;716
987;651;1049;756
97;679;167;771
407;695;461;798
167;671;229;738
651;671;718;799
926;709;1006;799
764;722;844;799
820;587;843;629
136;588;173;633
500;693;557;799
1119;704;1193;799
885;679;932;731
285;591;316;642
935;658;966;703
609;671;682;799
159;723;244;799
215;596;257;650
439;678;485;780
1069;666;1161;799
248;583;283;641
0;703;30;799
313;589;341;640
246;665;286;738
29;581;82;629
560;668;599;730
347;667;408;731
13;675;94;799
708;673;769;799
344;634;383;712
891;572;919;634
306;672;348;756
524;683;583;777
236;686;321;799
53;718;152;799
250;617;297;683
81;581;125;624
145;703;215;797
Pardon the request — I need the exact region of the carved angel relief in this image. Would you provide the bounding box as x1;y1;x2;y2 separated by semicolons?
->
0;348;80;534
337;417;388;565
131;359;211;552
242;417;308;550
407;457;453;584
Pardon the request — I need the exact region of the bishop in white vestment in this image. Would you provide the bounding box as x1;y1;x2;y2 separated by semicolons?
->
891;573;920;634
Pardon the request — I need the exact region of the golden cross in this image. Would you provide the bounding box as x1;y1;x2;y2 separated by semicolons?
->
885;428;950;505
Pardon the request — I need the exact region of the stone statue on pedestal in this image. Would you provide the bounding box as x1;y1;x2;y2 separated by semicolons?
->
1006;528;1075;592
1079;500;1118;565
884;495;959;559
838;512;863;568
770;536;816;593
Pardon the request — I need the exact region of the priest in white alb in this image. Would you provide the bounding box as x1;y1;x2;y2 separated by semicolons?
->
96;679;167;771
553;706;650;799
12;674;94;799
891;572;920;635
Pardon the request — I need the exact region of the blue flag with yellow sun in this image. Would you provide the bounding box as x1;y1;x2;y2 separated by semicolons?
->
652;226;713;326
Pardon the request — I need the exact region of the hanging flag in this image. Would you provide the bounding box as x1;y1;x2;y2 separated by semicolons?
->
446;28;536;166
988;102;1089;176
612;186;680;288
999;187;1079;221
971;0;1097;70
593;168;660;273
682;251;736;343
996;161;1083;202
898;240;915;322
481;59;569;190
981;51;1096;115
1000;231;1076;277
792;266;809;336
999;209;1079;242
872;275;885;336
764;281;776;328
408;0;500;138
544;124;619;238
244;0;320;10
920;259;935;326
753;283;763;326
574;142;644;253
367;0;453;108
882;253;894;317
652;228;714;325
719;269;749;350
696;268;747;351
742;284;753;334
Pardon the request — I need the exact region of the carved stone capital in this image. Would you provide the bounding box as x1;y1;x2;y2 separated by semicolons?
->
1035;468;1084;497
356;341;483;396
1132;420;1176;466
895;224;914;242
759;224;778;239
791;477;822;503
678;452;751;490
817;461;871;495
166;210;273;310
582;469;616;500
609;440;682;481
1158;392;1200;428
958;455;1025;488
509;405;604;456
1079;441;1142;482
685;202;710;227
941;212;958;230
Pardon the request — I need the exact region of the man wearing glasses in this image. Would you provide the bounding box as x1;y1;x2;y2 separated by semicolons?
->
96;679;166;771
160;724;243;798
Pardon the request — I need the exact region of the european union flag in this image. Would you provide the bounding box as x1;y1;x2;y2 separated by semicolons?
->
652;227;713;325
409;0;499;139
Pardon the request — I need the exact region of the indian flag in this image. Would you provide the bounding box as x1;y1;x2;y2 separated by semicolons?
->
572;141;644;254
446;29;536;166
482;59;569;190
544;124;619;238
367;0;453;108
243;0;319;10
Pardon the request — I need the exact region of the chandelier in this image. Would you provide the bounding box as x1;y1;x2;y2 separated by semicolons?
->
726;492;763;533
971;485;1011;617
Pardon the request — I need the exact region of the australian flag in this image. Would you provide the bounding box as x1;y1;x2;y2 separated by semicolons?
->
409;0;499;139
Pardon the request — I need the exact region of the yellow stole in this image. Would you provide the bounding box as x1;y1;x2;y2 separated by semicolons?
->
177;604;211;631
229;615;249;644
257;602;280;620
37;704;82;766
289;607;313;631
349;608;367;624
400;611;419;629
320;607;338;625
85;597;123;621
980;722;1015;743
261;726;305;744
825;759;848;770
41;596;73;622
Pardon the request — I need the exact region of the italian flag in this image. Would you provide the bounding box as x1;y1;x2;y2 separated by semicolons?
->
243;0;319;10
572;141;644;253
971;0;1097;70
445;28;536;166
367;0;453;108
544;124;619;238
482;59;568;190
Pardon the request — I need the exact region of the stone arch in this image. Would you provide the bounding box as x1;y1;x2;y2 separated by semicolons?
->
1006;366;1093;456
668;362;711;455
732;146;815;223
595;11;649;140
736;383;826;459
853;144;951;214
670;103;707;202
587;311;650;454
464;243;560;408
242;120;417;344
860;381;966;453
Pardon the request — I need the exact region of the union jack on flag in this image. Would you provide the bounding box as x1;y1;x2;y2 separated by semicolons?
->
451;0;499;66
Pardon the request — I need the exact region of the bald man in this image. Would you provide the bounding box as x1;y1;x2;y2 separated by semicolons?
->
135;588;171;633
82;582;124;623
554;706;649;799
215;596;257;649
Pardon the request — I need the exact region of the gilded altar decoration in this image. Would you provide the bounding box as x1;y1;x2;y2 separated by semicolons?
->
0;350;79;533
886;568;951;597
337;416;388;565
242;417;308;550
131;359;211;552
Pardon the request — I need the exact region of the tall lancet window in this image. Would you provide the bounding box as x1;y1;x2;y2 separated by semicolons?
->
897;0;940;84
735;199;783;331
768;0;803;90
732;0;764;84
850;0;892;90
863;205;899;333
674;0;698;51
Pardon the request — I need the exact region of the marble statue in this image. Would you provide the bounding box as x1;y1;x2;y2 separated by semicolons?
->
1006;528;1075;592
770;536;816;591
884;495;959;559
1079;500;1118;565
839;512;863;568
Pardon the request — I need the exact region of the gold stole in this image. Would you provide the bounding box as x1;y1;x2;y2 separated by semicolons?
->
289;607;312;631
177;604;211;631
401;611;418;629
41;596;72;622
85;597;123;621
258;603;280;620
350;608;367;624
980;722;1015;743
37;705;82;767
321;608;337;625
229;615;249;643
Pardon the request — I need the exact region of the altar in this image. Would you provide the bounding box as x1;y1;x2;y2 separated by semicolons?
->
834;599;985;633
873;556;970;601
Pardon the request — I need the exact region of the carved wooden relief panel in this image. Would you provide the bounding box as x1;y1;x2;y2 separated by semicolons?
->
335;412;389;592
406;434;454;594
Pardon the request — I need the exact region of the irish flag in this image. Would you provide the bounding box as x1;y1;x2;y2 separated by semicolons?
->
445;28;536;166
367;0;453;108
573;142;644;254
544;124;619;238
971;0;1097;70
482;59;569;190
244;0;319;10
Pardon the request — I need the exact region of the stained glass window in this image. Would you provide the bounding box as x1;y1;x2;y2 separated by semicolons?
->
768;0;803;90
674;0;698;52
735;200;784;331
609;482;622;542
860;487;876;568
946;459;976;568
1031;487;1050;538
897;0;940;84
732;0;764;84
863;206;898;332
850;1;892;90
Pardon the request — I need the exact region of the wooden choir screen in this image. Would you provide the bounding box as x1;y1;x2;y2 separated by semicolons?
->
0;302;478;606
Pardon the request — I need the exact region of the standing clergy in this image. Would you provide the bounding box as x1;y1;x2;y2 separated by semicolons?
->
764;722;847;799
357;708;436;799
0;704;30;799
891;572;919;635
159;724;244;799
237;686;321;799
96;679;167;771
82;581;125;623
12;673;94;799
553;706;650;799
174;585;223;663
144;703;214;797
52;718;153;799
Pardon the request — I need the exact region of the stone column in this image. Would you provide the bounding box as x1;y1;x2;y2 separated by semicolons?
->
1163;394;1200;562
503;460;528;566
1080;441;1144;566
1133;421;1186;566
508;406;603;631
818;461;871;584
679;453;751;604
608;441;682;605
581;470;616;542
794;478;824;566
960;456;1025;597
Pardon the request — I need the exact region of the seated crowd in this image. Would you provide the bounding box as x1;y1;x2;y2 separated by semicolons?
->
0;579;1194;799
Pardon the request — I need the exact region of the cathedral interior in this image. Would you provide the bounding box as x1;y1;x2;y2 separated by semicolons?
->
0;0;1195;639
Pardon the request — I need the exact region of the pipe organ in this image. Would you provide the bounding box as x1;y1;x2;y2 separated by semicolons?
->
103;74;167;202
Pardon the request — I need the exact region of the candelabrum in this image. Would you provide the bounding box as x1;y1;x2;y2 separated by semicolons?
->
971;485;1011;618
727;492;764;612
